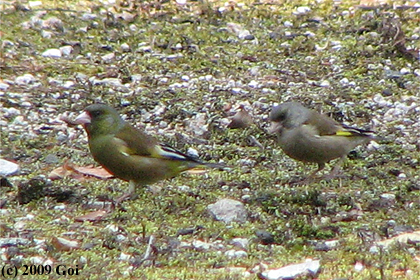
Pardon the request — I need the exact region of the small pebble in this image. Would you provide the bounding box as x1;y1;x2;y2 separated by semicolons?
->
294;6;311;15
283;21;293;27
41;30;53;38
400;68;411;75
187;147;199;158
29;1;42;7
15;74;36;85
320;80;330;87
120;43;130;52
0;82;9;90
101;53;115;63
119;252;131;261
340;78;349;85
42;49;62;58
0;159;19;176
225;249;248;258
82;13;97;20
59;46;73;56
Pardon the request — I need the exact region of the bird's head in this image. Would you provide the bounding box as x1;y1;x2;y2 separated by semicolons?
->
75;104;124;137
269;102;309;134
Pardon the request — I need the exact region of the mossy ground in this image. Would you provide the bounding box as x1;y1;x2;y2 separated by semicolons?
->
1;0;420;279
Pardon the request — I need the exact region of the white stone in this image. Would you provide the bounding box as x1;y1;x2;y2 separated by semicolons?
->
178;185;191;192
41;30;53;38
105;224;119;233
0;159;19;176
331;45;342;51
0;82;9;90
231;88;242;94
400;68;411;75
29;1;42;7
121;43;130;52
119;252;131;261
248;80;259;88
283;21;293;27
294;6;311;15
116;234;126;242
131;74;142;82
320;80;330;87
354;261;364;272
380;193;396;200
340;78;349;85
261;259;320;280
59;46;73;56
225;249;248;258
91;78;122;87
230;238;249;249
29;256;45;265
192;240;212;250
15;74;36;85
304;31;316;37
62;81;75;89
187;147;199;158
42;48;62;58
82;13;97;20
101;53;115;62
53;204;66;210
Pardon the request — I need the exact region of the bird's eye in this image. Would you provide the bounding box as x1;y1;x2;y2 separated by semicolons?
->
272;112;286;122
278;113;286;120
91;110;102;117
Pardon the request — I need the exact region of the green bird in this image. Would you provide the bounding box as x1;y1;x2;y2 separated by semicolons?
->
75;104;223;201
269;102;375;179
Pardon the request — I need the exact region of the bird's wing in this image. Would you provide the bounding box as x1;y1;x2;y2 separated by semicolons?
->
338;124;374;137
112;122;226;170
152;143;201;162
305;111;373;138
113;123;159;156
114;123;202;162
304;111;341;136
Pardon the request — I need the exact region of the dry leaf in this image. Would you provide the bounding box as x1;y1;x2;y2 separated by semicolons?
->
377;231;420;248
75;210;108;222
48;161;77;180
51;237;80;251
186;168;208;174
49;161;113;181
73;165;114;179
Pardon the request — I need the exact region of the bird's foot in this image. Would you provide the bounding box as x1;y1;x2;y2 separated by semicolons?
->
115;192;138;205
320;164;346;181
287;176;315;186
320;173;347;181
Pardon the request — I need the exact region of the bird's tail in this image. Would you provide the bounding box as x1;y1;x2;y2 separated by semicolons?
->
155;144;230;171
202;162;231;171
338;125;376;139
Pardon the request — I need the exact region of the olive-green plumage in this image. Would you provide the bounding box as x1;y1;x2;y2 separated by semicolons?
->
76;104;221;192
269;102;374;177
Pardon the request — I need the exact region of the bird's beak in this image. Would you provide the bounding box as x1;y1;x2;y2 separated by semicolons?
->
74;111;91;125
268;122;282;134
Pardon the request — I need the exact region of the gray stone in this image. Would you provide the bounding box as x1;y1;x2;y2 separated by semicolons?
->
207;198;247;223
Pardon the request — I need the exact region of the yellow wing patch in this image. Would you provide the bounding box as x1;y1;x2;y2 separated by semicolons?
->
335;130;354;136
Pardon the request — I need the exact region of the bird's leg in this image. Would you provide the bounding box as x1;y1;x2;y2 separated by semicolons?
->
289;163;325;185
322;157;345;180
310;163;325;178
115;180;137;204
